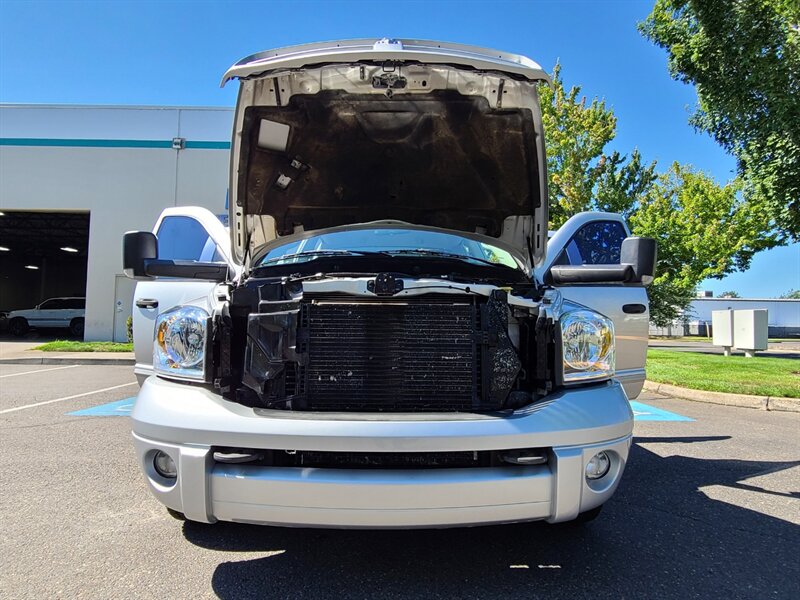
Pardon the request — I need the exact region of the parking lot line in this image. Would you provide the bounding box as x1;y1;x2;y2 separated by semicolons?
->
0;381;138;414
0;364;81;379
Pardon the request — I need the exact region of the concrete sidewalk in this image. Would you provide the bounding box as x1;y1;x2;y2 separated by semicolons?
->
643;380;800;413
0;339;134;365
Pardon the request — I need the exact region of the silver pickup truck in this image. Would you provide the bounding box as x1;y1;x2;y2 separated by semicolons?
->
123;39;655;529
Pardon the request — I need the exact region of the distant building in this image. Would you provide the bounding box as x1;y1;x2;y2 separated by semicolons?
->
650;296;800;338
0;104;233;341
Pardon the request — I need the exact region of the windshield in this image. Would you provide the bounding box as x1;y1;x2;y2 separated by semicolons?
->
257;229;522;270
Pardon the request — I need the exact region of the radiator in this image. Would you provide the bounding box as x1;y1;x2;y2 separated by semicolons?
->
301;298;486;411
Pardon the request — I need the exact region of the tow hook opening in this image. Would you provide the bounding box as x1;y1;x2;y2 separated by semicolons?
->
499;449;548;466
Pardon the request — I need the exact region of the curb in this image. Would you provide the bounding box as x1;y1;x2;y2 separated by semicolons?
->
0;356;135;366
644;381;800;413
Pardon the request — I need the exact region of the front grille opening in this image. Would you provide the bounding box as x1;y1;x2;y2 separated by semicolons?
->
302;299;480;411
233;287;550;413
212;448;549;470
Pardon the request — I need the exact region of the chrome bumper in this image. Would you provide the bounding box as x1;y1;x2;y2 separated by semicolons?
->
132;377;634;528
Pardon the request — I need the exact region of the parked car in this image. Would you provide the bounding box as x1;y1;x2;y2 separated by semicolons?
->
123;39;655;529
7;297;85;337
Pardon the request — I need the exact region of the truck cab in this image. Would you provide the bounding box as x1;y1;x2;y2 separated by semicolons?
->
124;39;655;528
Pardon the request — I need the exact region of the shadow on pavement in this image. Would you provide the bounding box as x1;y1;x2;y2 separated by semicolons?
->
183;437;800;600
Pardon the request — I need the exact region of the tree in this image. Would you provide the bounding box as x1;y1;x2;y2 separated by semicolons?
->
539;65;779;325
719;291;741;298
539;63;620;227
639;0;800;240
539;64;659;228
594;149;658;218
779;289;800;299
630;164;778;323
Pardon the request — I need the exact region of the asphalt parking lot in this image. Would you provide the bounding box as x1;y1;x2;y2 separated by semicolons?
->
1;364;798;599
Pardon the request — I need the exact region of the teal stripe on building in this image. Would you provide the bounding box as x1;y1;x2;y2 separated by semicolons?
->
0;138;231;150
184;140;230;149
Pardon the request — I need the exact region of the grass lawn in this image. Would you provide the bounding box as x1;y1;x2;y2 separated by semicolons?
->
33;340;133;353
646;349;800;398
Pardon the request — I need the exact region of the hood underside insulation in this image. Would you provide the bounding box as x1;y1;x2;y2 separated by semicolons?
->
237;90;542;239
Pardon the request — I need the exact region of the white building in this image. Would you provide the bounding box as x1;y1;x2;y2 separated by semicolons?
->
650;296;800;338
0;104;234;340
686;297;800;338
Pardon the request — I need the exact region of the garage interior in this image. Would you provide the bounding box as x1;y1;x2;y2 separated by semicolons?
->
0;210;90;319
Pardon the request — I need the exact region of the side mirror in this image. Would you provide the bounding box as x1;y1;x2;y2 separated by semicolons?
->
621;236;657;285
122;230;229;282
547;236;657;286
123;231;158;279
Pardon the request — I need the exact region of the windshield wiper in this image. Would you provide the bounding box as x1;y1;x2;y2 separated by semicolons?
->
385;249;511;269
260;249;387;265
260;248;516;270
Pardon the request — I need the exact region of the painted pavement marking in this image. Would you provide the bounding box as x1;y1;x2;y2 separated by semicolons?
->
0;381;138;414
0;365;80;379
69;397;136;417
630;401;694;422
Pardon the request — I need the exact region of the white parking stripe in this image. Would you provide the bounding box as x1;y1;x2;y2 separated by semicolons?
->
0;365;81;379
0;382;138;414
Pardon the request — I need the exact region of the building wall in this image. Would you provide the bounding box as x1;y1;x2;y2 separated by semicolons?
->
0;105;234;340
650;297;800;338
688;298;800;328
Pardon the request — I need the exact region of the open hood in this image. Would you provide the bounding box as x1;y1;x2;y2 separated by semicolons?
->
223;39;550;267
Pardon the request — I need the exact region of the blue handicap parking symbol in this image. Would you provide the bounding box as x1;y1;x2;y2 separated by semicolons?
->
630;401;693;422
69;397;136;417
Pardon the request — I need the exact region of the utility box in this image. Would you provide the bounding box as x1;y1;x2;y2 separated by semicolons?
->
712;310;735;355
733;309;768;357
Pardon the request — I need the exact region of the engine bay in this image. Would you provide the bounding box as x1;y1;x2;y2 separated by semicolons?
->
213;269;559;413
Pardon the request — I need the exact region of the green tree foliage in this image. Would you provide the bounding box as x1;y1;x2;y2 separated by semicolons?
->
631;164;776;324
539;65;780;325
639;0;800;239
779;289;800;299
719;291;741;298
539;64;657;227
594;150;659;218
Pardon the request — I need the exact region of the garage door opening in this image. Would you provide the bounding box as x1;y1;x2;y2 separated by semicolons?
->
0;210;90;338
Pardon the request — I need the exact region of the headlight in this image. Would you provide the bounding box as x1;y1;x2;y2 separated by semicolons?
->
560;309;615;383
154;306;209;381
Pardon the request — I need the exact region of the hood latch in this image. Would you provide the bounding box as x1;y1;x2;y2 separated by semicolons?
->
368;273;404;296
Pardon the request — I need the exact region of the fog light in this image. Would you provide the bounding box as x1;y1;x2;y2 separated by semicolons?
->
154;451;177;478
585;451;611;480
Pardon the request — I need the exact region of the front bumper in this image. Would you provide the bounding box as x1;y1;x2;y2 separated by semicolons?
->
132;377;634;528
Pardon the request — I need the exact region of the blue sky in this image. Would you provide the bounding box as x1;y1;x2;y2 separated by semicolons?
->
1;0;797;297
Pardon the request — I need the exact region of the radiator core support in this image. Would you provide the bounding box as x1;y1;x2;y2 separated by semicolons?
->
239;284;532;412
